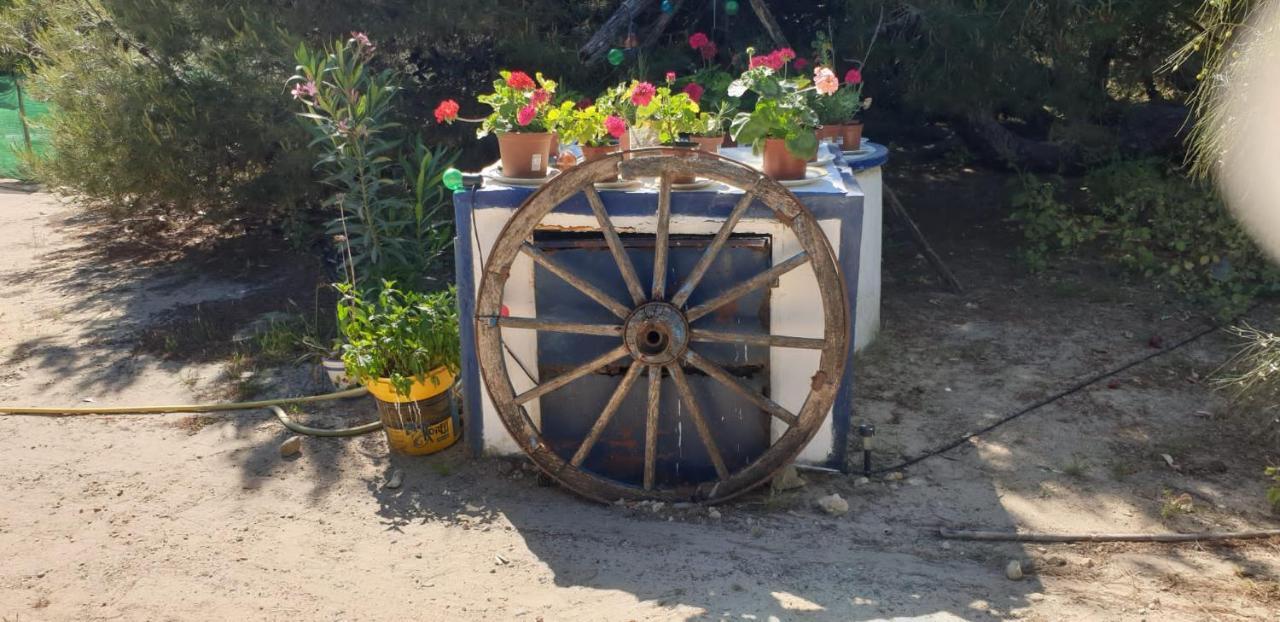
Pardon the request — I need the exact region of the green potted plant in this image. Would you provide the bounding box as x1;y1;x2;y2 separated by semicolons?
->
595;81;641;155
546;101;627;180
688;101;735;154
440;70;557;178
729;50;837;179
635;73;702;183
336;282;461;455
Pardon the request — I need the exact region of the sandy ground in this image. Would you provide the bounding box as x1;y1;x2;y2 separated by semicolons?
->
1;185;1278;621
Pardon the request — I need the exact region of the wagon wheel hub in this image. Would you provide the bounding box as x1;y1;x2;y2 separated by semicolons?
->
474;148;850;504
624;302;688;365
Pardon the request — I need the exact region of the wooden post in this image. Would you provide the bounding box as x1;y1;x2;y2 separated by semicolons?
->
580;0;655;63
14;76;32;156
747;0;789;48
641;0;684;48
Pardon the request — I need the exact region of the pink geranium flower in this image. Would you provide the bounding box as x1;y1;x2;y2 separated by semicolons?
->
814;67;839;95
351;32;373;49
630;81;656;106
700;42;718;61
530;88;551;106
290;80;318;100
682;83;704;103
845;67;863;85
665;71;676;84
604;115;627;139
516;103;537;126
688;32;710;50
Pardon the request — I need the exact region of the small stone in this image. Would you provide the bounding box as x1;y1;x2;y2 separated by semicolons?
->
940;541;952;550
649;501;665;513
708;508;722;520
906;477;925;486
1027;593;1045;602
1006;560;1025;581
816;493;849;516
278;435;302;457
856;477;871;485
771;465;806;492
385;469;404;489
1084;558;1095;568
885;472;905;481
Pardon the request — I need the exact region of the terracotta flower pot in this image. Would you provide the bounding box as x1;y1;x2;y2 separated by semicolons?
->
689;135;723;155
497;131;553;178
817;125;841;142
580;143;621;181
549;132;560;157
661;141;699;185
762;138;807;180
841;121;864;151
721;135;738;148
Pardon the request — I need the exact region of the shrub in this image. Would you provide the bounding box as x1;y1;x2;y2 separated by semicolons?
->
290;36;457;289
1012;159;1279;315
19;3;316;230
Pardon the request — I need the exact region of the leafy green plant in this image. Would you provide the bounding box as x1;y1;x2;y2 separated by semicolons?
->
545;101;617;147
336;281;460;398
1011;160;1279;314
728;55;823;159
690;101;734;138
634;77;701;144
290;36;457;289
473;70;557;136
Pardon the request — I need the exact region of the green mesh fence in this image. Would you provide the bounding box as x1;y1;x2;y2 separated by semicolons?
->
0;75;50;179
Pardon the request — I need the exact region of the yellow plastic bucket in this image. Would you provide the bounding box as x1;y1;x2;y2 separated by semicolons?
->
365;368;460;456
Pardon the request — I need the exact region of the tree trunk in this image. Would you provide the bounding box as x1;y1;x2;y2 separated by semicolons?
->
957;111;1084;174
747;0;789;48
580;0;655;63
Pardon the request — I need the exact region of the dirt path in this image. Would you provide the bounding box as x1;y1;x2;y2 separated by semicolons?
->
1;188;1278;621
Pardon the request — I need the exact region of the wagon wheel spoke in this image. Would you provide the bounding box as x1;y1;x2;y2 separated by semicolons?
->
671;183;759;308
684;251;810;323
683;349;798;426
689;329;825;349
584;186;646;306
651;171;672;300
521;242;631;319
494;316;624;337
667;362;730;481
643;364;662;490
514;345;630;405
569;362;645;467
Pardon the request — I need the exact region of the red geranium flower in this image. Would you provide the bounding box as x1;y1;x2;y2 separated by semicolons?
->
530;88;551;106
604;115;627;139
777;47;796;62
576;98;595;109
433;99;460;124
793;57;810;70
506;71;536;90
630;81;656;106
516;103;537;126
682;83;704;103
749;50;785;71
688;32;710;50
665;71;676;84
700;42;718;61
845;67;863;85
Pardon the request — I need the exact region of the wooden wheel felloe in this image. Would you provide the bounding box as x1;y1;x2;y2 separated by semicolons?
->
475;149;849;503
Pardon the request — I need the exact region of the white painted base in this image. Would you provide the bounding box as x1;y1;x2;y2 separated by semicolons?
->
852;167;883;353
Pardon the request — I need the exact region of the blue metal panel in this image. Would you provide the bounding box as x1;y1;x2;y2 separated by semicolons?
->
532;232;772;487
453;168;865;470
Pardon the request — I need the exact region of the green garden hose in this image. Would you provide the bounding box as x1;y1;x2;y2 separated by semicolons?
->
0;387;384;437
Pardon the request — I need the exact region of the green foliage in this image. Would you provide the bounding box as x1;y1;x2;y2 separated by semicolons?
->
474;71;557;136
1012;159;1279;315
336;281;460;398
811;85;861;126
546;101;612;147
291;38;457;288
17;1;315;228
635;82;701;144
729;65;819;159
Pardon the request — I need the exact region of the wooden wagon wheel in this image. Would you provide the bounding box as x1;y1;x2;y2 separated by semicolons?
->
475;149;849;504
